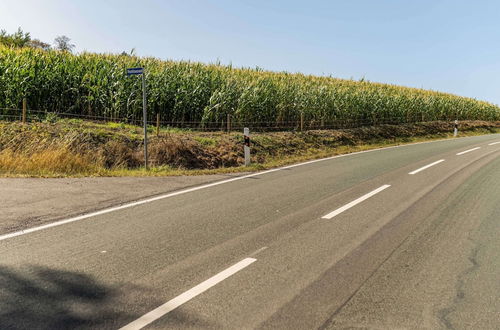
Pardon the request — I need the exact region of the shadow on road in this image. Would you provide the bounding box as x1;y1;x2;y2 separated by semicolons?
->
0;265;128;330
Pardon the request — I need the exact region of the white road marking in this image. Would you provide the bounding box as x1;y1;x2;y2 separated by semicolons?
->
250;246;268;257
0;135;495;242
488;141;500;146
322;185;391;219
456;147;481;155
408;159;445;175
119;258;257;330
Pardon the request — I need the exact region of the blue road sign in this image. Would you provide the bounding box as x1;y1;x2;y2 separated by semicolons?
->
127;67;144;75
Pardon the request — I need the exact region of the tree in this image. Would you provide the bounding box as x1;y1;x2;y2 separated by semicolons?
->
0;27;31;47
28;39;51;50
54;35;75;52
0;27;51;51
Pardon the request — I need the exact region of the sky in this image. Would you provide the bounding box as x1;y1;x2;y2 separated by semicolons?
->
1;0;500;105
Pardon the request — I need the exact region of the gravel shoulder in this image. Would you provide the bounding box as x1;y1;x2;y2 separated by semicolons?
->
0;174;245;235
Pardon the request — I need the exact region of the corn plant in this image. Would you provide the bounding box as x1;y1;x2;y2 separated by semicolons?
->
1;45;499;126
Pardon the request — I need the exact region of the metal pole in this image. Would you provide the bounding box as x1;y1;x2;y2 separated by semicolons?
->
142;71;148;169
156;112;160;137
22;98;27;124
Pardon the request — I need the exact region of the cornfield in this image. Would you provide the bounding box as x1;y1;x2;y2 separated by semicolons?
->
1;45;499;126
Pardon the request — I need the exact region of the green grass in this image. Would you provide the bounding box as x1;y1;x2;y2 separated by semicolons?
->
1;119;498;178
105;128;500;177
193;136;218;146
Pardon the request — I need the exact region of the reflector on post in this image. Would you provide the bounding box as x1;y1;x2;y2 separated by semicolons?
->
244;127;250;166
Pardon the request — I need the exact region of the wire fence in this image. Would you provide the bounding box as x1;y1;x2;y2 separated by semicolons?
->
0;107;455;132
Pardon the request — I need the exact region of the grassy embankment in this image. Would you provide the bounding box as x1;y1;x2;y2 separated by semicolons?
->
1;45;500;177
0;119;498;177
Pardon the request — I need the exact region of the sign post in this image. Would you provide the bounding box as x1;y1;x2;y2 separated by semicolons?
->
244;127;251;166
127;67;148;169
454;119;458;137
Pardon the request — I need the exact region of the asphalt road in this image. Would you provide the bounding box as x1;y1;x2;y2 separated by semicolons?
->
0;174;246;234
1;134;499;330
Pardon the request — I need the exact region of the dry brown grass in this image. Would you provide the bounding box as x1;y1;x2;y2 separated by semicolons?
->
0;119;499;177
0;148;101;176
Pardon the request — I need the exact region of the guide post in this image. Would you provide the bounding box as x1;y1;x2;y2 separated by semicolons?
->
454;119;458;137
127;67;148;169
244;127;251;166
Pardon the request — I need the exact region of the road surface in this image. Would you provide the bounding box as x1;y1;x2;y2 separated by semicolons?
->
1;134;499;329
0;174;247;235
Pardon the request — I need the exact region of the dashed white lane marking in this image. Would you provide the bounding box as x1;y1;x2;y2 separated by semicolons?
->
488;141;500;146
456;147;481;155
408;159;445;175
322;185;391;220
0;143;423;242
249;246;268;257
119;258;257;330
1;135;496;242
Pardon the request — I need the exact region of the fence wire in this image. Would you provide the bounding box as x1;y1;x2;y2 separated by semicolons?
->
0;107;459;132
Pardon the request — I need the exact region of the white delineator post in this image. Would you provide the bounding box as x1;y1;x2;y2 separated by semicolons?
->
244;127;251;166
454;119;458;137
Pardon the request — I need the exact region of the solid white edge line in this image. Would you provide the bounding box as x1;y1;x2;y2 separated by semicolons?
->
0;134;497;242
321;184;391;219
488;141;500;146
456;147;481;155
408;159;445;175
119;257;257;330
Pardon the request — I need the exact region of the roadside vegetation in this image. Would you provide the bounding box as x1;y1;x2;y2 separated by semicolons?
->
0;119;498;177
1;28;500;177
2;44;500;127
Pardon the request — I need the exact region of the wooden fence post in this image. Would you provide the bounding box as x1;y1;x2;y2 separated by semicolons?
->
156;113;160;136
227;114;231;133
300;112;304;131
22;98;27;124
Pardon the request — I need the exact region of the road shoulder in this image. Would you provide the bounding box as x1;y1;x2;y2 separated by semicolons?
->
0;174;245;235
